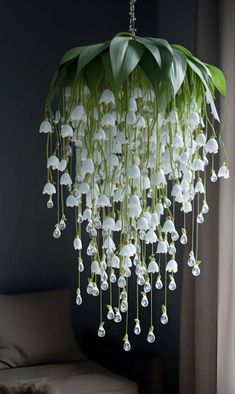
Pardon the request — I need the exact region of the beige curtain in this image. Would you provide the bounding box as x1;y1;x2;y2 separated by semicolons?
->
180;0;235;393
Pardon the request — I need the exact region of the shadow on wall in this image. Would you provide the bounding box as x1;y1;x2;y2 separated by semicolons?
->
0;1;196;393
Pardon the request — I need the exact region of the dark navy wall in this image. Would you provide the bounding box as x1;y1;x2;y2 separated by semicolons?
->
0;1;196;393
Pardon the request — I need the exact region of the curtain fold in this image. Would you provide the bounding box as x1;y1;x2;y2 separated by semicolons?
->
180;0;235;393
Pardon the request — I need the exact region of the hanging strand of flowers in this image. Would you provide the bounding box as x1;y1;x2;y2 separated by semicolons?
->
39;9;228;350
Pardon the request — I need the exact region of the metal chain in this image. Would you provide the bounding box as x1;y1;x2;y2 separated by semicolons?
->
129;0;137;36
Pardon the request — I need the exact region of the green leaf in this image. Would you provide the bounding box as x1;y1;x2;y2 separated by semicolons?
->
139;50;160;92
140;51;173;110
169;48;187;94
206;64;226;96
147;37;173;54
77;41;110;73
172;44;193;58
101;51;115;91
135;37;161;67
188;59;220;121
84;56;104;91
110;37;145;92
60;47;84;65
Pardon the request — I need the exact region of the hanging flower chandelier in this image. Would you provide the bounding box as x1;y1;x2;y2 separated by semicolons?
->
39;0;228;350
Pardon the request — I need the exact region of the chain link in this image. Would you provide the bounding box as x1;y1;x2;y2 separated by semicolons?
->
129;0;137;36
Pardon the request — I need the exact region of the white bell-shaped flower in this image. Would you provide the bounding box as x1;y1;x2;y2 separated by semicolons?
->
100;89;115;105
205;137;219;154
58;159;67;172
162;219;175;233
166;259;178;273
93;128;107;141
143;176;150;189
171;184;182;198
148;259;159;273
103;217;116;231
103;236;116;251
79;183;90;194
66;195;79;207
129;205;142;218
179;152;189;163
145;230;157;244
128;195;140;207
47;155;59;170
137;217;149;231
172;134;184;148
196;133;206;147
218;164;229;179
195;179;205;193
181;201;192;213
91;260;101;275
155;169;167;186
39;120;52;133
120;245;133;257
81;158;94;175
73;236;82;250
126;111;136;125
60;172;72;185
97;194;111;207
129;165;140;178
151;213;159;227
101;113;115;126
193;158;204;171
188;112;200;131
83;208;92;221
114;220;122;231
137;116;146;128
61;124;73;138
42;182;56;195
129;97;137;112
132;87;143;98
70;105;85;121
111;255;120;268
157;240;168;254
156;203;164;216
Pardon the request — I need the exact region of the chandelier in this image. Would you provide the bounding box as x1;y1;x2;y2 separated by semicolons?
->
39;0;228;350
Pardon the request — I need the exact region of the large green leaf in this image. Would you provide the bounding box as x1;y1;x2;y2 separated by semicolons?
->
84;56;104;91
172;44;193;58
139;50;160;92
60;47;84;65
140;51;173;110
206;64;226;96
77;41;110;73
135;37;161;67
169;48;187;94
188;59;220;121
147;37;173;54
101;51;115;92
110;37;145;92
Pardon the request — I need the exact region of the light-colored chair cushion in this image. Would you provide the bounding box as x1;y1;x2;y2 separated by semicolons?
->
0;361;138;394
0;289;84;369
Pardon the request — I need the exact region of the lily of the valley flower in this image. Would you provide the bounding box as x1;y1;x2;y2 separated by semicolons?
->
61;124;73;138
66;195;79;207
39;120;52;133
60;172;72;185
205;138;219;154
148;259;159;273
166;259;178;273
100;89;115;105
73;236;82;250
47;155;59;170
218;164;230;179
42;182;56;195
70;105;85;121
